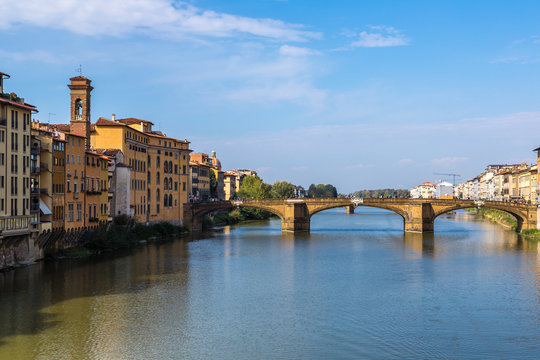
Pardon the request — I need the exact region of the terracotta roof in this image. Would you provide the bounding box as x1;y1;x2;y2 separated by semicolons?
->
116;117;154;126
0;97;37;112
70;76;90;81
48;123;71;132
95;117;122;126
95;148;123;157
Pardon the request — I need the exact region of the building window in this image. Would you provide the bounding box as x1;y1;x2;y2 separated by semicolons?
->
77;203;82;221
68;204;74;222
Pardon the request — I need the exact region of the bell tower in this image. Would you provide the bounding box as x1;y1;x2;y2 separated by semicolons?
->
68;76;93;149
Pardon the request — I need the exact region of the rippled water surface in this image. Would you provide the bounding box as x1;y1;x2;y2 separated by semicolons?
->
1;209;540;359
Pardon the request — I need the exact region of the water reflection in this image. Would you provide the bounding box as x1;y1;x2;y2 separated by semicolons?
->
0;240;192;359
1;209;540;359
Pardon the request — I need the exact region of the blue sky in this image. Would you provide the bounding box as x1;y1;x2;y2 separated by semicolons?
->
2;0;540;192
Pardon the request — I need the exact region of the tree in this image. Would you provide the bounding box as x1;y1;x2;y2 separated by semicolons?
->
236;175;271;199
209;170;218;198
235;175;273;219
307;184;338;198
271;180;295;199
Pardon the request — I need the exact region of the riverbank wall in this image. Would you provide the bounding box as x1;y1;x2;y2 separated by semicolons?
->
468;208;517;230
0;229;94;271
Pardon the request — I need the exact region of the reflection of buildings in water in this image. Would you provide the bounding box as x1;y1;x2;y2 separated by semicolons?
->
0;240;193;358
433;211;540;255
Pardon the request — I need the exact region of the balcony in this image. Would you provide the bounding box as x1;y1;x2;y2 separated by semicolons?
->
31;187;40;195
31;148;39;156
73;192;79;199
0;215;31;237
0;117;6;126
31;166;39;175
40;162;49;171
40;187;49;195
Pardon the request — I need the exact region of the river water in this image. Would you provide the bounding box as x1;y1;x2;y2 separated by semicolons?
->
0;208;539;359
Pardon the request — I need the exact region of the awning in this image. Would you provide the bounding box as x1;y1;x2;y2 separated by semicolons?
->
39;199;52;215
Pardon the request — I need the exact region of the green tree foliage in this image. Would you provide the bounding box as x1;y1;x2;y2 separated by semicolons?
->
235;175;273;219
353;189;410;198
271;180;295;199
236;175;272;199
209;170;218;198
307;184;338;198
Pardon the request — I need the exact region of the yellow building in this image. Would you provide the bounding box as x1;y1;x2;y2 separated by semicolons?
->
223;172;236;200
32;127;54;233
85;151;108;229
517;164;537;204
91;117;191;224
99;155;109;224
0;71;38;239
63;132;87;231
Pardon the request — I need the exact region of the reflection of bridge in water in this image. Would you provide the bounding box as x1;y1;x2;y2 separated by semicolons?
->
184;198;539;234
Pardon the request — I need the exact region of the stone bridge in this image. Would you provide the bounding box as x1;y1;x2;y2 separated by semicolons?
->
183;198;539;233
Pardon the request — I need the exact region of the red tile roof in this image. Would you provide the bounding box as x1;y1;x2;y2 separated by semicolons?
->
0;97;37;112
116;117;154;126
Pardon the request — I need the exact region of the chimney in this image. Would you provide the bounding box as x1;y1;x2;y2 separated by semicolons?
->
0;72;10;94
112;113;116;121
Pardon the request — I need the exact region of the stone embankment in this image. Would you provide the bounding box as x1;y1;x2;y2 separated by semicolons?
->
470;208;540;242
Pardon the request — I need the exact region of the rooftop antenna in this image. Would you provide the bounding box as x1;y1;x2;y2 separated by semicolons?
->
48;112;56;122
75;64;82;75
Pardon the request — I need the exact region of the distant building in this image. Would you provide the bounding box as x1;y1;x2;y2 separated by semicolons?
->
294;185;306;198
410;182;436;199
435;182;453;199
223;169;258;200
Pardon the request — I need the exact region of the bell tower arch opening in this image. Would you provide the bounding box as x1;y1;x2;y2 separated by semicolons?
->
68;76;93;149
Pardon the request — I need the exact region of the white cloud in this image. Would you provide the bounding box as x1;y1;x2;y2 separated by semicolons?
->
345;163;373;170
0;49;63;64
491;56;540;64
1;0;320;42
351;25;410;48
430;156;468;167
279;45;320;56
227;81;326;105
397;158;414;167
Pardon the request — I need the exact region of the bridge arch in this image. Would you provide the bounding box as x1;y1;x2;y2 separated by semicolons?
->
185;199;537;234
431;203;527;232
308;203;410;223
186;201;287;232
237;204;286;221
